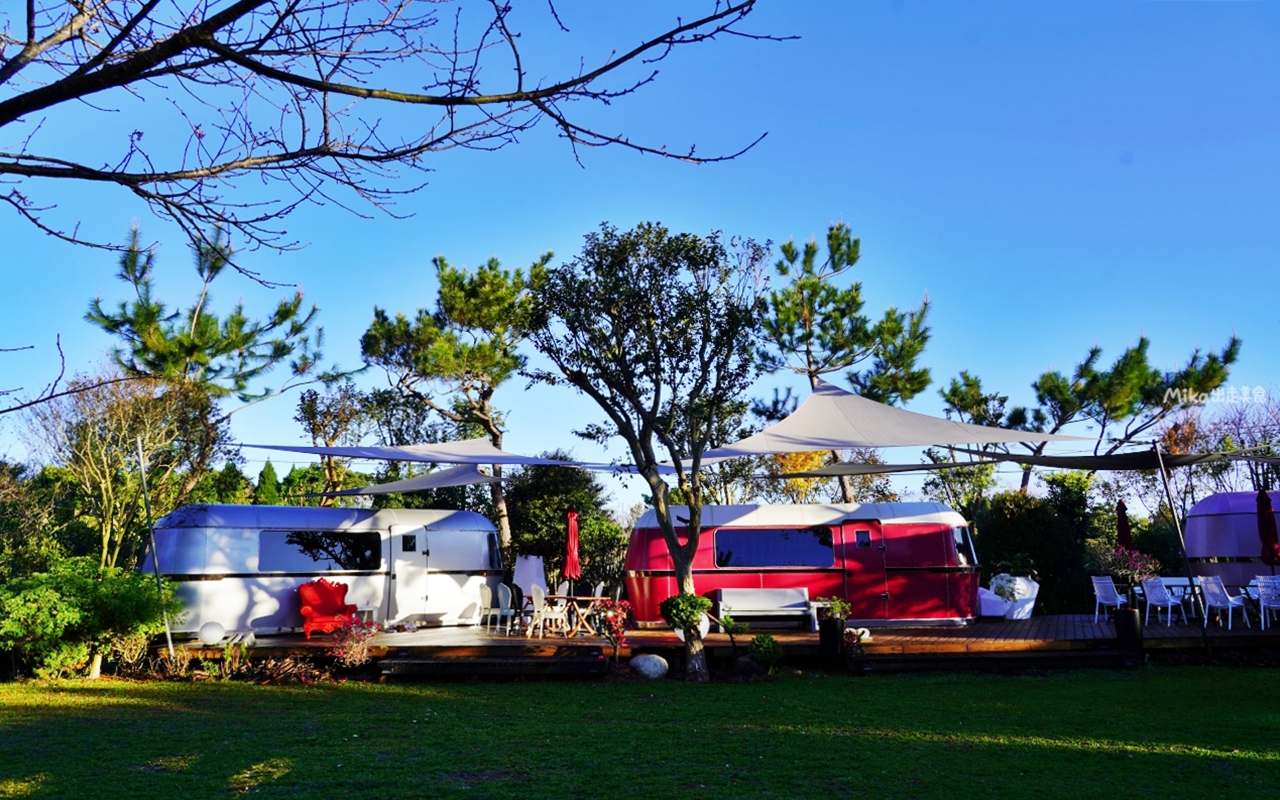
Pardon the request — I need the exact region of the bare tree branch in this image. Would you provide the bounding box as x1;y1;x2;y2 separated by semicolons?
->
0;0;780;258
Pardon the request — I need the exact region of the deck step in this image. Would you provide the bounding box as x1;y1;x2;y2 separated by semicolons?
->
859;649;1137;673
380;654;606;677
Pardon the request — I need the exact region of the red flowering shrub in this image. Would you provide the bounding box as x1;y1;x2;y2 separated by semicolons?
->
591;598;633;665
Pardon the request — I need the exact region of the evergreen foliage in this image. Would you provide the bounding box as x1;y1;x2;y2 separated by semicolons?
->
255;461;281;505
361;253;551;546
760;222;931;405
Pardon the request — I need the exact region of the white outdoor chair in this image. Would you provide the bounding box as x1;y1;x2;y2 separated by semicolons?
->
1257;575;1280;631
1141;578;1186;625
593;581;606;598
527;585;569;638
556;581;570;598
478;584;494;632
494;584;517;635
1199;576;1250;630
1091;576;1127;623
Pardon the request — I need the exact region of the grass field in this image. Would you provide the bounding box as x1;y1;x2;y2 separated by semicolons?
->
2;666;1278;799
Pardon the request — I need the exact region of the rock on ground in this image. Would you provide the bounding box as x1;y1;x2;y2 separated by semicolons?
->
630;653;668;680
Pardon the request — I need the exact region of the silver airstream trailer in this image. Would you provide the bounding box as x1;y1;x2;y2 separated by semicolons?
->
1185;491;1279;586
140;504;503;635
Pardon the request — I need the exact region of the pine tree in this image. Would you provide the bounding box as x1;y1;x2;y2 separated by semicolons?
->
255;461;281;506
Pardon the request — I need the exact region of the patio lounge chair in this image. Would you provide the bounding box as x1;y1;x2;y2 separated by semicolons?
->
1141;578;1186;625
1200;575;1249;630
1256;575;1280;631
1091;576;1127;623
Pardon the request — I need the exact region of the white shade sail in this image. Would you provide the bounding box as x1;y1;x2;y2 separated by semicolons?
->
318;464;501;497
244;437;568;466
704;381;1085;458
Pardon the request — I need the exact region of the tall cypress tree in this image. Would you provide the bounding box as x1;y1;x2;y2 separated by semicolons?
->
254;460;280;505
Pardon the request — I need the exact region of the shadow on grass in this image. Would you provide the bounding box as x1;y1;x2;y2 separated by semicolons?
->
0;668;1276;799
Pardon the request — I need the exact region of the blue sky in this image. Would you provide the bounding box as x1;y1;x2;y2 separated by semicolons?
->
2;1;1277;509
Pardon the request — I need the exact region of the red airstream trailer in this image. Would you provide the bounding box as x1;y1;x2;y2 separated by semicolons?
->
624;503;979;627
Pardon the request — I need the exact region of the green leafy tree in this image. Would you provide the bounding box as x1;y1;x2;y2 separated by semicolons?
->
759;222;931;501
530;221;768;682
278;464;371;507
254;461;281;505
0;462;77;582
502;451;627;587
25;372;201;570
362;253;551;547
188;462;253;505
293;384;370;505
0;556;183;679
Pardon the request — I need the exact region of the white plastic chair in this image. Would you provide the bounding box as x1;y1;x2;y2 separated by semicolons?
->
1141;578;1186;625
478;584;494;631
1091;576;1127;623
494;584;517;635
1200;576;1249;630
527;585;568;638
593;581;605;598
1256;575;1280;631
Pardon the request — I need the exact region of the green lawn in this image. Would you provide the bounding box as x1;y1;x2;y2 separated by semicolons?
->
2;667;1277;799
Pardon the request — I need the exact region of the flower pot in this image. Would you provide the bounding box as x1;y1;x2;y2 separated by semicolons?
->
818;617;845;667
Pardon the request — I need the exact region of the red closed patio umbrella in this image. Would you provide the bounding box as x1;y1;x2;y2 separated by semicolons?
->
1116;499;1134;551
564;508;583;581
1257;490;1280;570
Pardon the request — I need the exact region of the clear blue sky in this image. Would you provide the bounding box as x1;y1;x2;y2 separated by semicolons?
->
3;1;1277;509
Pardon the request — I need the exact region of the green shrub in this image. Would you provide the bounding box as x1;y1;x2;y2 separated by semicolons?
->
749;634;782;670
659;592;712;633
0;556;184;677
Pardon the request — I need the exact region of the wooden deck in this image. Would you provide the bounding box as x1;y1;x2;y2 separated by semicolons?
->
177;613;1280;675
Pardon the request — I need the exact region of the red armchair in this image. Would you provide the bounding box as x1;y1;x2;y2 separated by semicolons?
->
299;578;359;639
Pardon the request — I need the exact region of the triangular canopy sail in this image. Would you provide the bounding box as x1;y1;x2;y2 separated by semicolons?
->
316;464;501;497
703;381;1085;458
245;438;567;466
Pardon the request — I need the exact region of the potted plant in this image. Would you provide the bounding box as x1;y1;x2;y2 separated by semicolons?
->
814;596;851;667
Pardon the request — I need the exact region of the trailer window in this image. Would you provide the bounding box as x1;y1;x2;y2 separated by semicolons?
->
259;530;382;572
715;528;834;568
952;526;977;567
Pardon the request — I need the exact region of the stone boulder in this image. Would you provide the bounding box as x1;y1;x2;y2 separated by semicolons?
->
630;653;668;680
733;656;766;681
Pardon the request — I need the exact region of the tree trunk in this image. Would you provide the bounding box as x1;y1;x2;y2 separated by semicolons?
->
674;549;710;682
490;467;512;550
88;651;103;679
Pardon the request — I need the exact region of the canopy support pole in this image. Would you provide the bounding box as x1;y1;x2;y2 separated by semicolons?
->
1152;441;1209;653
137;437;175;660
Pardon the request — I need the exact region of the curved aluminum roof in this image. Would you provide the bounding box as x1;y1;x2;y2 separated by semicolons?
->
1187;491;1280;517
634;502;966;529
155;504;496;532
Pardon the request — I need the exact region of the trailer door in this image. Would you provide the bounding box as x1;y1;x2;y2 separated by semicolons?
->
841;520;888;622
391;524;428;621
423;528;488;625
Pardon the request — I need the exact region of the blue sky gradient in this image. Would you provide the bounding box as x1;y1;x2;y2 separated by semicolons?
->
3;1;1277;507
